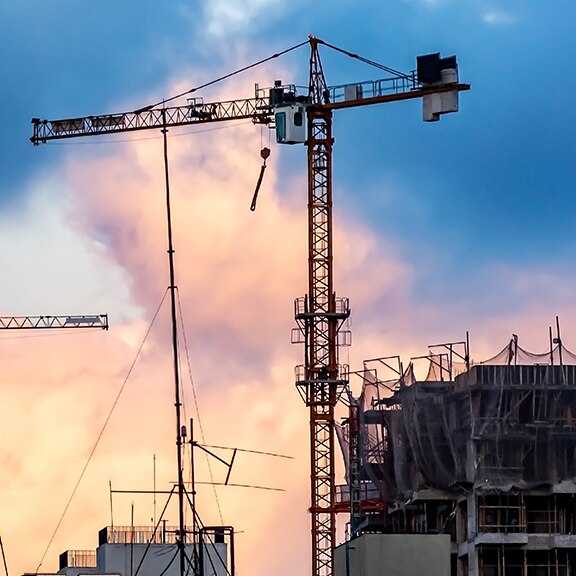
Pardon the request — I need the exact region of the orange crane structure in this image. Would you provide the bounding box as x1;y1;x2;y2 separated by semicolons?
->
31;37;469;576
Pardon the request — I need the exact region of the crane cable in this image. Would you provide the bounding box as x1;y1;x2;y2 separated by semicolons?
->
134;39;310;114
176;290;224;524
35;290;169;573
317;38;414;80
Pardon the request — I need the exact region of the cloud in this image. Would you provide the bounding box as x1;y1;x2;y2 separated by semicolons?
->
0;173;140;322
482;10;515;25
202;0;284;37
403;0;448;7
0;69;410;576
0;75;311;576
3;64;575;576
402;0;516;26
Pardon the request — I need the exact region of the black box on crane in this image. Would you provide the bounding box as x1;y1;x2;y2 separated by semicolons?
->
417;53;458;85
417;53;442;84
269;87;284;106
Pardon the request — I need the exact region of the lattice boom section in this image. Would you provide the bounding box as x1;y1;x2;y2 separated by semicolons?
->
311;415;336;576
0;314;109;330
308;112;333;377
31;97;271;143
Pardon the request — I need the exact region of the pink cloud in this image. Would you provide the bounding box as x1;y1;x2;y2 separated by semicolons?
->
3;75;575;576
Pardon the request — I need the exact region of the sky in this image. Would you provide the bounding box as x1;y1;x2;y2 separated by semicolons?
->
1;1;576;576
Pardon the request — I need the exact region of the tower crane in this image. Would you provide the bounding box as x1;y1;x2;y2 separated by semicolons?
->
30;37;469;576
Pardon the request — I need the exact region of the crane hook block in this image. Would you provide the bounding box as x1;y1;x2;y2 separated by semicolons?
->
250;148;271;212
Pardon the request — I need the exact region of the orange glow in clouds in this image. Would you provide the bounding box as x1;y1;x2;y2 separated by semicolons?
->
1;76;575;576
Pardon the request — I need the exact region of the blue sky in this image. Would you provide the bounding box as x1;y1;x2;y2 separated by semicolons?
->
1;1;576;575
3;0;575;286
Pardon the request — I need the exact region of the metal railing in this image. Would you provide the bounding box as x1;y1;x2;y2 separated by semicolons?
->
59;550;96;569
99;525;186;545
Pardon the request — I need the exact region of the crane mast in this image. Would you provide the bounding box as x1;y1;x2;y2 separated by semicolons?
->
30;37;469;576
294;38;469;576
293;38;350;576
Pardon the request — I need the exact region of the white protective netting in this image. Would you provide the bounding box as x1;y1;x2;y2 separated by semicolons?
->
342;339;576;503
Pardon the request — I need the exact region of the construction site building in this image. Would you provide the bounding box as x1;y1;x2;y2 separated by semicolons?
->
336;339;576;576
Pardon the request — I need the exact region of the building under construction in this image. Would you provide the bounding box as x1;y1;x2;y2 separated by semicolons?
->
335;333;576;576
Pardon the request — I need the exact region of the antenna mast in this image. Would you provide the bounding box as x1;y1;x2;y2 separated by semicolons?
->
161;112;187;576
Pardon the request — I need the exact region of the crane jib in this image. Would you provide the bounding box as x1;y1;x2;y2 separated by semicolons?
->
30;96;273;144
31;76;470;145
0;314;109;330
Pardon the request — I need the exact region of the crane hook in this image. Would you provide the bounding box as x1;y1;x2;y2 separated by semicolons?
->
250;147;270;212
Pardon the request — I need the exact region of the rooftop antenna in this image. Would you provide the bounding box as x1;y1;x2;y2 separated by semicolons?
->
153;454;157;532
189;419;199;576
130;501;135;576
555;316;564;367
109;480;114;529
465;331;470;372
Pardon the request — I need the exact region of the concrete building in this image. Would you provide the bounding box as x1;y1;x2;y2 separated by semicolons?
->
334;533;451;576
25;525;229;576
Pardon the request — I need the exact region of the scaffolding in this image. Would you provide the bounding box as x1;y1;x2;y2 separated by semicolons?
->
338;333;576;576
